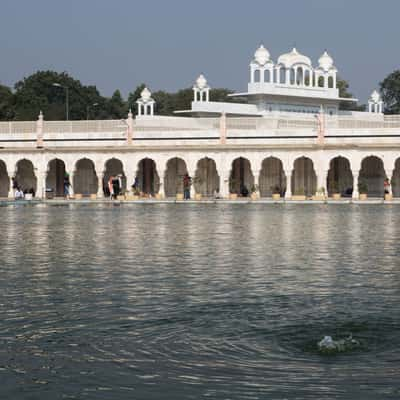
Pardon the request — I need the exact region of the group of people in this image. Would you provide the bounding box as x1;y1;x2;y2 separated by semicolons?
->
12;178;35;200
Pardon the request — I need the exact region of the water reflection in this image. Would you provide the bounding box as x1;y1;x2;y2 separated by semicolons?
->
0;204;399;399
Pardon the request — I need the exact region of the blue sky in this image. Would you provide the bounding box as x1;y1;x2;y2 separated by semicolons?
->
1;0;399;102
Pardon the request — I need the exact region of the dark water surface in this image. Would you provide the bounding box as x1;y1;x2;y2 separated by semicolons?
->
0;204;400;399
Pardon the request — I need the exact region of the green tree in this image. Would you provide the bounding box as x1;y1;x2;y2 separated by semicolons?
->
380;70;400;114
13;71;106;120
0;83;15;120
107;90;127;119
337;77;365;111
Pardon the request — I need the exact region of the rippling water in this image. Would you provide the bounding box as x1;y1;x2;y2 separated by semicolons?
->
0;204;400;399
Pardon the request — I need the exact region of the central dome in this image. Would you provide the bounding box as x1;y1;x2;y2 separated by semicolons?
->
254;45;270;66
277;48;312;68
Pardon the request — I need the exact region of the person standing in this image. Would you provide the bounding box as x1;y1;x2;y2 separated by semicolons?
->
63;173;71;198
108;176;114;200
183;173;192;200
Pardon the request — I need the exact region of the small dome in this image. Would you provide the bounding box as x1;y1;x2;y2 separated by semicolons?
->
140;87;152;102
277;47;312;68
254;45;270;66
195;74;208;89
318;50;334;71
370;90;381;103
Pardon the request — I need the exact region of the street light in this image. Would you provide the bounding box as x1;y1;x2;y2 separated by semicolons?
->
86;103;99;120
52;83;69;120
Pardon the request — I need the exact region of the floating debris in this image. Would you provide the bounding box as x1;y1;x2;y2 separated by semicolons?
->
318;335;361;354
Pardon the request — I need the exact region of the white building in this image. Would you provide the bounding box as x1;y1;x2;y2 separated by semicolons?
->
0;45;398;201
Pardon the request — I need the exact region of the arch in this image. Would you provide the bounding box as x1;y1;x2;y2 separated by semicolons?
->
264;69;271;83
296;66;304;85
136;158;160;196
15;159;37;195
328;76;334;88
391;158;400;197
259;157;286;197
279;67;286;84
103;158;126;196
291;157;317;197
318;75;324;88
290;68;295;85
229;157;254;196
0;160;9;197
359;156;386;197
194;157;219;197
46;158;66;197
305;69;311;86
254;69;261;83
164;157;188;197
74;158;98;196
327;156;353;196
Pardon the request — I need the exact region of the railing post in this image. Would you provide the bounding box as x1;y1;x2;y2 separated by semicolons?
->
36;111;44;147
219;112;227;144
127;109;134;145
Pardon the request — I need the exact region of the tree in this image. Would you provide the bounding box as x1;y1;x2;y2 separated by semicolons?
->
12;71;106;120
337;77;365;111
380;70;400;114
107;90;126;119
0;83;15;120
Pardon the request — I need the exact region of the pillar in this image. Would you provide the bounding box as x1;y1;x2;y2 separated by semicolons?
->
219;113;227;144
8;171;15;198
36;111;44;147
126;109;133;145
97;169;104;198
69;170;75;196
158;168;165;199
285;169;292;199
352;170;359;199
36;169;46;199
188;168;196;199
286;69;290;85
316;169;328;196
219;170;230;198
385;169;394;195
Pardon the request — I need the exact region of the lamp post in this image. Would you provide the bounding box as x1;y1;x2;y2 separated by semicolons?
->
52;83;69;120
86;103;99;120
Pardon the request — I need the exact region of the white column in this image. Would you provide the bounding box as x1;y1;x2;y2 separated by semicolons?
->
352;170;359;199
368;102;372;113
219;170;230;198
158;169;165;198
69;170;75;196
97;174;103;198
317;169;328;196
250;65;254;83
285;69;290;85
294;69;297;85
36;169;46;199
385;169;394;195
187;168;196;199
333;73;337;89
285;169;292;199
8;171;15;198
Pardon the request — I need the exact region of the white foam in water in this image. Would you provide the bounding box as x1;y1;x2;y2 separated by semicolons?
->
318;335;360;353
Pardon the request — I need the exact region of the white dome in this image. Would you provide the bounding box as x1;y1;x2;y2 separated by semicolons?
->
277;47;312;68
318;51;334;71
370;90;381;103
140;87;152;102
196;74;208;89
254;45;270;66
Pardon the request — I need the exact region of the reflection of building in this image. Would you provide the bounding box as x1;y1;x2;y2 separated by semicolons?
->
0;45;399;201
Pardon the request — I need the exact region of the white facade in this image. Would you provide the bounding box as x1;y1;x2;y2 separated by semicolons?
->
0;44;398;201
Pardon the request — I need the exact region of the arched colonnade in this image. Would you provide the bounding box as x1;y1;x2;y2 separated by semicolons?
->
0;154;399;199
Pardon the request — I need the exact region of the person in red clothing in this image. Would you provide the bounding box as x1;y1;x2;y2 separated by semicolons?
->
183;173;192;200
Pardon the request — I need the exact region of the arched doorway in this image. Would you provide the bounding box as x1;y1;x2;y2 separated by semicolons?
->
359;156;386;197
103;158;126;196
391;158;400;198
164;158;188;197
0;160;9;197
194;158;219;197
15;159;37;195
291;157;317;197
46;159;66;197
74;158;98;196
229;157;254;196
327;157;353;197
259;157;286;197
136;158;160;196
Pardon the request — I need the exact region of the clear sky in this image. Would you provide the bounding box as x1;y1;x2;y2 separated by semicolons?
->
1;0;399;102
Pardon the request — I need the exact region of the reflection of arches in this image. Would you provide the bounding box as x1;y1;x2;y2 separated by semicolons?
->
103;158;126;196
327;157;353;196
292;157;317;197
46;159;66;197
259;157;286;197
74;158;98;196
359;156;386;197
391;158;400;197
165;158;188;197
16;159;37;194
0;160;9;197
136;158;159;195
229;157;254;195
194;158;219;197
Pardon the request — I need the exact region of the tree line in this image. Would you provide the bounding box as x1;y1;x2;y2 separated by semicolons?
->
0;69;399;121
